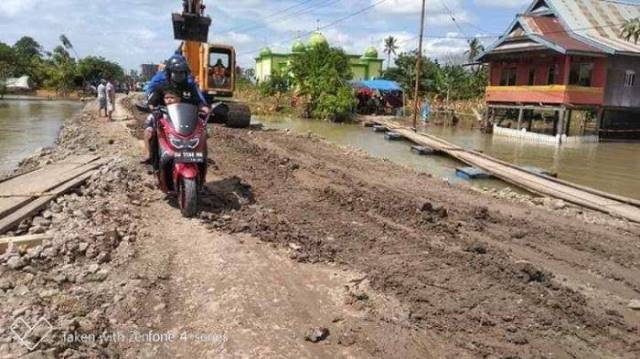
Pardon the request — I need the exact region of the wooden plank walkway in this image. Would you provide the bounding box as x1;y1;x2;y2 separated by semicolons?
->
0;156;106;234
372;119;640;223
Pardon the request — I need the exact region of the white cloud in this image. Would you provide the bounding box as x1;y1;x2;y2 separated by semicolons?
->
0;0;38;17
474;0;530;9
424;33;469;62
216;31;254;45
374;0;471;26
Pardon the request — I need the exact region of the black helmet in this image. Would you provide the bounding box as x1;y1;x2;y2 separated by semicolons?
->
166;55;189;85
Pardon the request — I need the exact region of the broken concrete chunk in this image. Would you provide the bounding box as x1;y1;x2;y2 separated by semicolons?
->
304;327;330;343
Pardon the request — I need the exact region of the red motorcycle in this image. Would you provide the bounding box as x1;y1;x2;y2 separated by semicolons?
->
154;103;208;217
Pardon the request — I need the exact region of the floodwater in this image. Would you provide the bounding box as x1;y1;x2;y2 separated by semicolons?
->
0;98;83;177
258;116;640;200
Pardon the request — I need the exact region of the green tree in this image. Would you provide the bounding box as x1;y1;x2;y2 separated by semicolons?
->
289;42;355;121
622;18;640;43
0;42;16;79
60;34;79;58
383;36;399;69
258;69;289;106
243;68;255;81
383;51;487;101
45;46;77;95
465;38;485;62
13;37;42;60
12;37;43;80
382;51;441;98
77;56;124;85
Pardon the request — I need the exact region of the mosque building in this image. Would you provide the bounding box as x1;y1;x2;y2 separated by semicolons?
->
254;31;384;82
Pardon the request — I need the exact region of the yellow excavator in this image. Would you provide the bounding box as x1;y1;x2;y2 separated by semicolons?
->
172;0;251;127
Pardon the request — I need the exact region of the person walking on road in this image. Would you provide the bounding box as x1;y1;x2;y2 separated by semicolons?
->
106;80;116;121
97;80;107;117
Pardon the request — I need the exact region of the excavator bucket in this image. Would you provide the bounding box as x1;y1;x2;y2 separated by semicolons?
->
172;13;211;42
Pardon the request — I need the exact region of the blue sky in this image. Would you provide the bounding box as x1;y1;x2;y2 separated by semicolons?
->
0;0;538;71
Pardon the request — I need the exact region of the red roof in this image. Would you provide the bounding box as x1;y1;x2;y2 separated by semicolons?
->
523;16;604;54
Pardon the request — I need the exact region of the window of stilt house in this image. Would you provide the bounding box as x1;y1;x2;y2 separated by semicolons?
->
624;70;636;87
528;68;536;85
547;64;557;85
500;67;517;86
569;63;593;87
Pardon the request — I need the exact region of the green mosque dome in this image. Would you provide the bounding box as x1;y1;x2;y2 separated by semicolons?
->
292;40;306;53
363;46;379;59
259;47;272;57
308;31;328;47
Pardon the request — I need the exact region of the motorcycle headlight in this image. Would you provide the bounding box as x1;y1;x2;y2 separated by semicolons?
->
169;135;199;150
169;135;185;150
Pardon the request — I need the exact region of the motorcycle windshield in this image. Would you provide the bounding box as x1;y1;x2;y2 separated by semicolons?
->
166;103;198;136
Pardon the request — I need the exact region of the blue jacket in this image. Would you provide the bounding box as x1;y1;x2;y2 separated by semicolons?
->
144;71;207;106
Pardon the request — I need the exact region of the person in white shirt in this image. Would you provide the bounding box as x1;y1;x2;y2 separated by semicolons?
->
97;80;107;117
106;80;116;121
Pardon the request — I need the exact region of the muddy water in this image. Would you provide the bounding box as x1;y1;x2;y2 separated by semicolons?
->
258;116;640;200
0;98;83;176
428;125;640;200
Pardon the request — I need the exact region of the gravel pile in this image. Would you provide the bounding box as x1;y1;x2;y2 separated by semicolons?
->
0;159;156;358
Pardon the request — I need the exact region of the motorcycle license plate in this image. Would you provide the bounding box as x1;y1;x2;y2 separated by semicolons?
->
175;151;205;163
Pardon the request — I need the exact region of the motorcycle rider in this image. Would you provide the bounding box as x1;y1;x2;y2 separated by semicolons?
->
142;55;209;164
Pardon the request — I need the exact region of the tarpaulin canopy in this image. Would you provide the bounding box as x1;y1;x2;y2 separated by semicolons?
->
5;76;32;91
352;80;402;92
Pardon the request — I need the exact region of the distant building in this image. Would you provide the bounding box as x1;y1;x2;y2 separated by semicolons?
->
140;64;160;82
255;31;384;83
477;0;640;142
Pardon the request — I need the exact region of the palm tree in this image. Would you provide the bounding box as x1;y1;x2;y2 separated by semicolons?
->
465;38;485;62
383;36;399;69
621;18;640;43
60;34;78;59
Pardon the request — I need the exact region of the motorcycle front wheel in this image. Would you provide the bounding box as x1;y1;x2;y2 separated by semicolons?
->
178;178;199;218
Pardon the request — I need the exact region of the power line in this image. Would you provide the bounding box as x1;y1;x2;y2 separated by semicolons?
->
231;0;343;35
220;0;316;33
438;0;469;38
237;0;389;56
237;7;631;58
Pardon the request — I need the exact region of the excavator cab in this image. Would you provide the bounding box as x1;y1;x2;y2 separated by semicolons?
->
205;45;235;98
171;0;251;128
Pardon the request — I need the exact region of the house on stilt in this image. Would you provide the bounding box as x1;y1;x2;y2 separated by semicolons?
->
476;0;640;143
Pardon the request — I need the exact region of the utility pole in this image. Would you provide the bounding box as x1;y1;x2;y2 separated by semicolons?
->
412;0;426;131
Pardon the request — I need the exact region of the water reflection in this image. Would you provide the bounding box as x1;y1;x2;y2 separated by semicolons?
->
0;99;83;176
258;116;640;200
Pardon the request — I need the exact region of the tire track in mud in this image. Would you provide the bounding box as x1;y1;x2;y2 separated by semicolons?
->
203;126;640;358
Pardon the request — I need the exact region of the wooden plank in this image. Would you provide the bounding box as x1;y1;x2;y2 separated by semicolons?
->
372;118;640;223
0;234;52;253
0;158;106;218
0;170;98;234
0;155;99;196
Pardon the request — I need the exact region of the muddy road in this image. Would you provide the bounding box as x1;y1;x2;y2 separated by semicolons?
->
2;96;639;358
127;94;640;358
